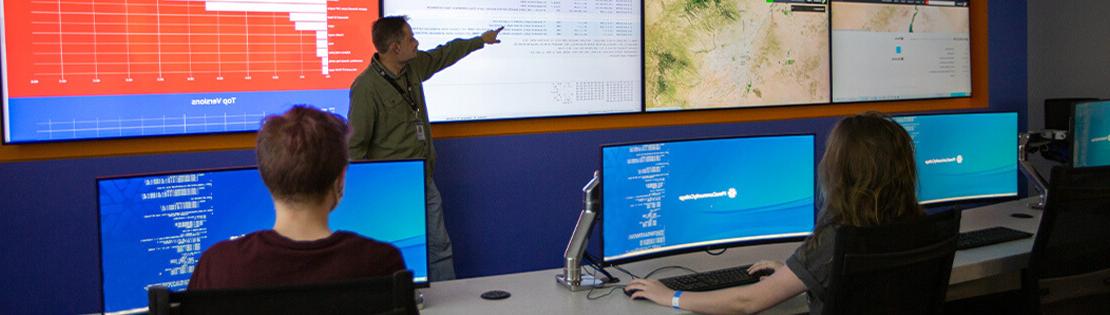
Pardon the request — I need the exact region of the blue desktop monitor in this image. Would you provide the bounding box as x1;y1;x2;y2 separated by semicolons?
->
97;160;428;314
1072;101;1110;167
893;112;1018;205
601;134;816;264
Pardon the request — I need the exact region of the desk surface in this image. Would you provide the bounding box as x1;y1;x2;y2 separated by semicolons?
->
420;198;1041;315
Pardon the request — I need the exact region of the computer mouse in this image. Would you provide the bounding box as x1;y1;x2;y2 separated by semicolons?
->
480;290;511;300
1011;213;1034;219
751;268;775;279
623;287;647;300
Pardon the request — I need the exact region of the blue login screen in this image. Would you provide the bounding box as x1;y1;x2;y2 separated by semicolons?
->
1074;101;1110;167
894;113;1018;204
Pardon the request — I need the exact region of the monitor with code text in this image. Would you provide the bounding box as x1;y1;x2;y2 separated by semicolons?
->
97;160;427;314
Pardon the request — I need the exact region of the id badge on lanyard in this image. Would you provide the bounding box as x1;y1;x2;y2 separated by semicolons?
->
405;87;426;142
413;109;427;141
415;123;426;141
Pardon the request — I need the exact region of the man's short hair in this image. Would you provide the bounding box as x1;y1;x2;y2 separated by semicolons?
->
372;15;410;53
256;105;350;203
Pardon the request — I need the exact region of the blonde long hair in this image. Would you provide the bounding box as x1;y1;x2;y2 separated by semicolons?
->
810;112;925;245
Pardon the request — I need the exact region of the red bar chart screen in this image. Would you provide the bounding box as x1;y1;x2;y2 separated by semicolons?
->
2;0;378;143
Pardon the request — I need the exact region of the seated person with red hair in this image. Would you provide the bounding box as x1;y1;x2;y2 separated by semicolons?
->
189;105;405;290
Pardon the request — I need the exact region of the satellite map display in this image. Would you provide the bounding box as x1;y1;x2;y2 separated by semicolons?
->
645;0;830;111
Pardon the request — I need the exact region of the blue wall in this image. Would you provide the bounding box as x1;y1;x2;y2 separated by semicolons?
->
0;1;1027;313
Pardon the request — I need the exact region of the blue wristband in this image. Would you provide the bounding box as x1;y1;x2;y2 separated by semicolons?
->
672;290;683;310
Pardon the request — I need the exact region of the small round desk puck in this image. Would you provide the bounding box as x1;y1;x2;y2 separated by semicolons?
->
481;290;511;300
1011;213;1034;219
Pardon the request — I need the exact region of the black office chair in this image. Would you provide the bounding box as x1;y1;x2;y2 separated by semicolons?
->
818;210;961;315
1022;166;1110;314
148;270;417;315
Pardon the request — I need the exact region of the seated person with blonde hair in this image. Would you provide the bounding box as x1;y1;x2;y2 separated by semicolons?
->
189;105;404;290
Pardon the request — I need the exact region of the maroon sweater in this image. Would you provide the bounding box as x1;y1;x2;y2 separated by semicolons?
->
188;230;405;290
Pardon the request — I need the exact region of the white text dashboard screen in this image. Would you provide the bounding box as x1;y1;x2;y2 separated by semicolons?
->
384;1;643;122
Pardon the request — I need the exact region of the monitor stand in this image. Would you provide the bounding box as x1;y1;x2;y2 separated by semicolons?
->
555;171;607;291
555;273;606;291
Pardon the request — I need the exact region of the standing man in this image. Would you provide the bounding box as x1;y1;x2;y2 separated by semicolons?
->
348;16;503;281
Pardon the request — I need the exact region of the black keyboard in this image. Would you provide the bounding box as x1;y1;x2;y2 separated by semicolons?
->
658;265;761;292
957;227;1033;250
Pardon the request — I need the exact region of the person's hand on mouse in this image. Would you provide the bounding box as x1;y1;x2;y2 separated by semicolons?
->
748;260;783;280
624;279;674;305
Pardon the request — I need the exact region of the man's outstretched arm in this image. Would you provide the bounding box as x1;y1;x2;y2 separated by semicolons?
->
412;27;504;81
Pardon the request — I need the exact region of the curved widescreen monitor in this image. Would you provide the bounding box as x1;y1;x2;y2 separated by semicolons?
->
382;0;642;121
832;0;971;102
2;1;377;143
645;0;830;111
1072;100;1110;167
97;160;427;314
601;134;815;265
893;112;1018;205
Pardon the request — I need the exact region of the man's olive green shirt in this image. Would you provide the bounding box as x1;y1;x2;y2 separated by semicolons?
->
347;37;485;176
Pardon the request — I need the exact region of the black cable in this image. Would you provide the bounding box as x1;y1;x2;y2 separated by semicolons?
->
584;257;631;300
583;265;700;301
581;255;625;300
612;265;639;279
583;254;619;283
585;284;626;300
706;248;727;256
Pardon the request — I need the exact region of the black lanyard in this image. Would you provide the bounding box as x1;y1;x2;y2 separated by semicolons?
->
373;61;427;141
374;63;420;113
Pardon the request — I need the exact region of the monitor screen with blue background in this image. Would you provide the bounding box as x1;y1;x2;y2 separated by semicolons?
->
97;160;427;314
601;135;815;264
1073;101;1110;167
894;112;1018;204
